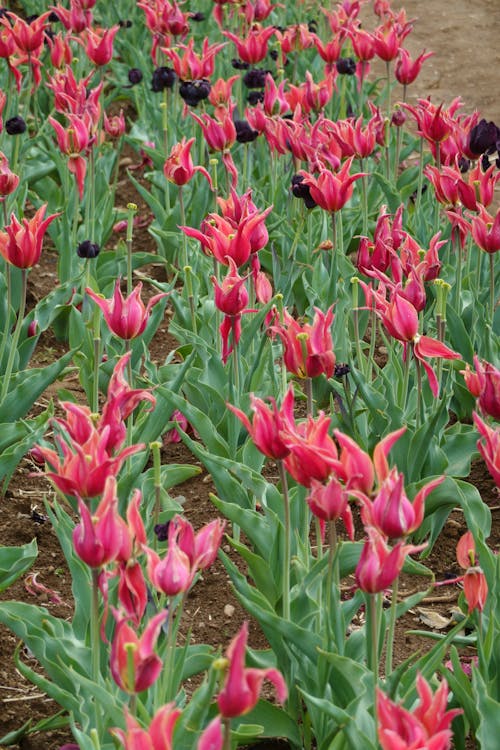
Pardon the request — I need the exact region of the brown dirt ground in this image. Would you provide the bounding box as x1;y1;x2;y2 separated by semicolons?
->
1;1;500;748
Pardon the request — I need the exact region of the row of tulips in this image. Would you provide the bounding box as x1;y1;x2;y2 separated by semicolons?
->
0;1;499;750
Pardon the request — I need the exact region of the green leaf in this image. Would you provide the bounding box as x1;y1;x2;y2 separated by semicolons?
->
0;350;73;422
473;668;500;750
0;408;52;488
0;710;69;746
0;539;38;593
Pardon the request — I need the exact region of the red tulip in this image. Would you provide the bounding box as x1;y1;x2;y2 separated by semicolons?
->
282;412;341;487
83;25;120;66
49;114;92;199
0;205;58;269
2;10;51;55
110;610;167;693
228;384;295;460
104;109;126;139
163;38;225;81
299;157;366;213
163;137;212;187
377;674;462;750
223;26;276;64
113;703;181;750
270;306;336;380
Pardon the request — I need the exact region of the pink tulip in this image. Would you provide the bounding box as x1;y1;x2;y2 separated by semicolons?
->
100;351;156;451
73;477;128;567
306;476;354;539
470;205;500;254
395;48;434;86
360;470;444;539
116;561;148;627
86;281;168;341
377;674;462;750
104;109;126;139
162;38;225;81
217;622;287;718
198;716;223;750
462;355;500;420
473;412;500;487
211;257;249;316
0;151;19;198
35;353;152;498
144;520;195;597
355;527;425;593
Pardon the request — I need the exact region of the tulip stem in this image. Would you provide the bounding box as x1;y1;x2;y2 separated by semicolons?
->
126;203;137;296
367;593;380;680
415;137;425;218
222;717;232;750
179;186;188;269
385;575;399;677
359;159;368;236
151;441;162;549
162;600;177;703
400;347;411;412
1;267;27;402
415;351;423;426
305;376;313;417
453;228;463;314
386;61;391;119
278;459;291;621
0;260;11;372
331;213;338;304
91;304;102;413
325;521;343;653
366;299;377;383
489;253;495;325
90;568;101;682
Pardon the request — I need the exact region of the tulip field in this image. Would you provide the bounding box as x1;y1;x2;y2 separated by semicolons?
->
0;0;499;749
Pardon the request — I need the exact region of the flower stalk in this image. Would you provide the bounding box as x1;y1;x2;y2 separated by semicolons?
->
1;267;27;402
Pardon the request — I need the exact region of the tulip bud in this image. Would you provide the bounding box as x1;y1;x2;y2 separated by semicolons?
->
151;66;176;92
336;57;356;75
128;68;142;85
77;240;100;258
6;116;27;135
391;109;406;127
179;79;211;106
